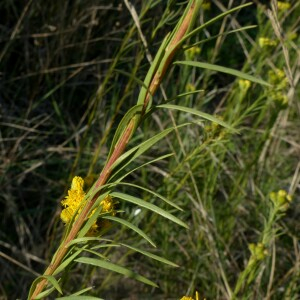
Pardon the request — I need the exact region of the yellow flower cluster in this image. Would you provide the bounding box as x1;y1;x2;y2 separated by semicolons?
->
259;37;277;48
277;1;291;11
268;69;288;88
201;1;211;10
269;189;292;212
186;83;196;92
180;291;200;300
267;68;289;105
60;176;115;234
249;242;268;262
185;46;201;60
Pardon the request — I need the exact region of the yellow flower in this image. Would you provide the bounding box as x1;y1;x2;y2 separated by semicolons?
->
287;32;297;41
249;242;268;261
60;176;115;235
201;1;211;10
238;79;251;92
61;176;86;223
268;68;288;88
259;37;277;48
186;83;196;92
185;46;201;60
270;190;292;211
277;1;291;11
180;291;200;300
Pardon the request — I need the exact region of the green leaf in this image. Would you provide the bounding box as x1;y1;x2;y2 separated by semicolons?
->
67;237;104;247
184;25;257;50
114;182;183;211
110;123;190;176
137;32;171;110
111;153;173;183
121;243;179;267
111;192;189;229
31;275;62;299
175;61;271;87
77;192;110;239
157;104;237;132
67;286;94;296
102;215;156;247
53;246;88;276
42;275;62;294
75;257;158;287
179;3;253;46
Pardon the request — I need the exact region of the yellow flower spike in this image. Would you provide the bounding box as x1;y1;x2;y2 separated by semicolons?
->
277;1;291;11
61;176;86;223
60;176;115;236
70;176;84;190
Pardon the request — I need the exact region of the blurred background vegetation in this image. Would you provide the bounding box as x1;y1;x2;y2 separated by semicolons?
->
0;0;299;299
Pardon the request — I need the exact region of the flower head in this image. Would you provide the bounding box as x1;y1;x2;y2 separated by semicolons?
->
185;46;201;60
201;1;211;10
259;37;277;48
249;242;268;262
270;189;292;212
277;1;291;11
60;176;115;235
238;79;251;93
180;291;200;300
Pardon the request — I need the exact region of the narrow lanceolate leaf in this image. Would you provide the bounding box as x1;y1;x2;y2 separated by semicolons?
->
67;237;104;247
33;275;62;299
56;296;104;300
34;286;56;300
111;153;174;185
180;3;253;46
75;257;158;287
114;182;183;211
157;104;237;132
111;192;189;229
53;246;88;276
102;215;156;247
175;61;271;87
121;243;179;267
110;123;190;176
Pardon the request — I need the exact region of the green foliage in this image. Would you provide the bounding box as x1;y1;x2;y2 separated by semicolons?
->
1;0;299;299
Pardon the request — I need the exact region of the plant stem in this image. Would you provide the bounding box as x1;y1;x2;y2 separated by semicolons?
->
29;1;200;298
